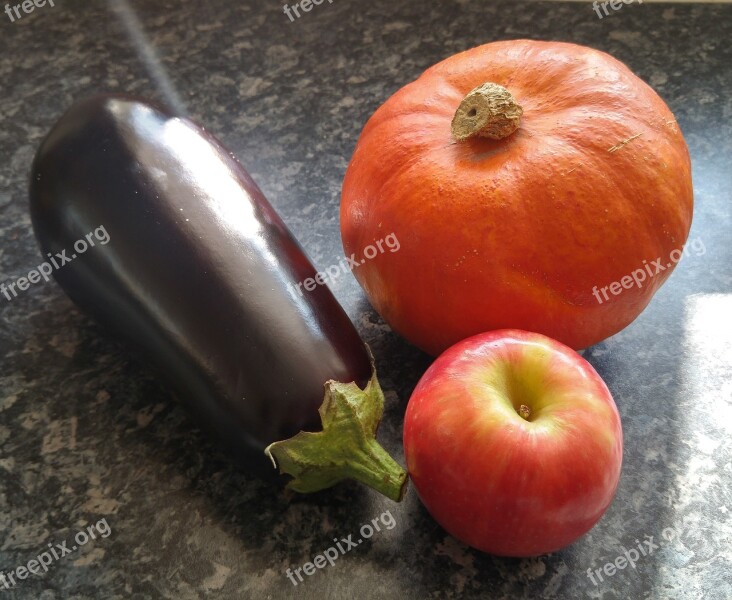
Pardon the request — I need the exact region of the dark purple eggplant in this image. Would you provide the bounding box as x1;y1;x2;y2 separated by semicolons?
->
29;95;406;500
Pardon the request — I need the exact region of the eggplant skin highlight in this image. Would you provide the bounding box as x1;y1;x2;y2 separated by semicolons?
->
29;95;372;468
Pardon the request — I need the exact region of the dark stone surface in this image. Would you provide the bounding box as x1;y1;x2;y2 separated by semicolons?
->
0;1;730;598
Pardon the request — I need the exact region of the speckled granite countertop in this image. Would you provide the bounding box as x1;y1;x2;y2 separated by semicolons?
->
0;1;730;598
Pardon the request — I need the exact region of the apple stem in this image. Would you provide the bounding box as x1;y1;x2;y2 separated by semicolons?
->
519;404;531;420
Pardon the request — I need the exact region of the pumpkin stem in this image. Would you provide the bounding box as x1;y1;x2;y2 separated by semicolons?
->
451;83;523;141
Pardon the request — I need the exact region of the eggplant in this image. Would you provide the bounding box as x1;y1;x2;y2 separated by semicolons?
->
29;95;406;500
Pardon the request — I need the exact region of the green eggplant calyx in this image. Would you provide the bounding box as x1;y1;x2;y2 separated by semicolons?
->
264;367;408;502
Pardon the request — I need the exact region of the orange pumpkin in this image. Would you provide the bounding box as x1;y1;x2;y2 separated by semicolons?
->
340;40;693;355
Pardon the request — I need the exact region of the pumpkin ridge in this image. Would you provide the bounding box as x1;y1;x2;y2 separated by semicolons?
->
341;40;693;354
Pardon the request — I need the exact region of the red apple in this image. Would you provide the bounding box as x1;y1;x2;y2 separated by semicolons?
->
403;329;623;556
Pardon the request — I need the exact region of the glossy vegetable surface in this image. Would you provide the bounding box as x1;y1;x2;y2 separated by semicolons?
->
29;95;373;469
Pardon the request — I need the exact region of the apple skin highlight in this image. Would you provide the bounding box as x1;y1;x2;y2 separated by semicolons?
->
403;329;623;557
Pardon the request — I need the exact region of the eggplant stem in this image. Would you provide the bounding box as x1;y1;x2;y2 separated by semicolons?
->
264;364;408;502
